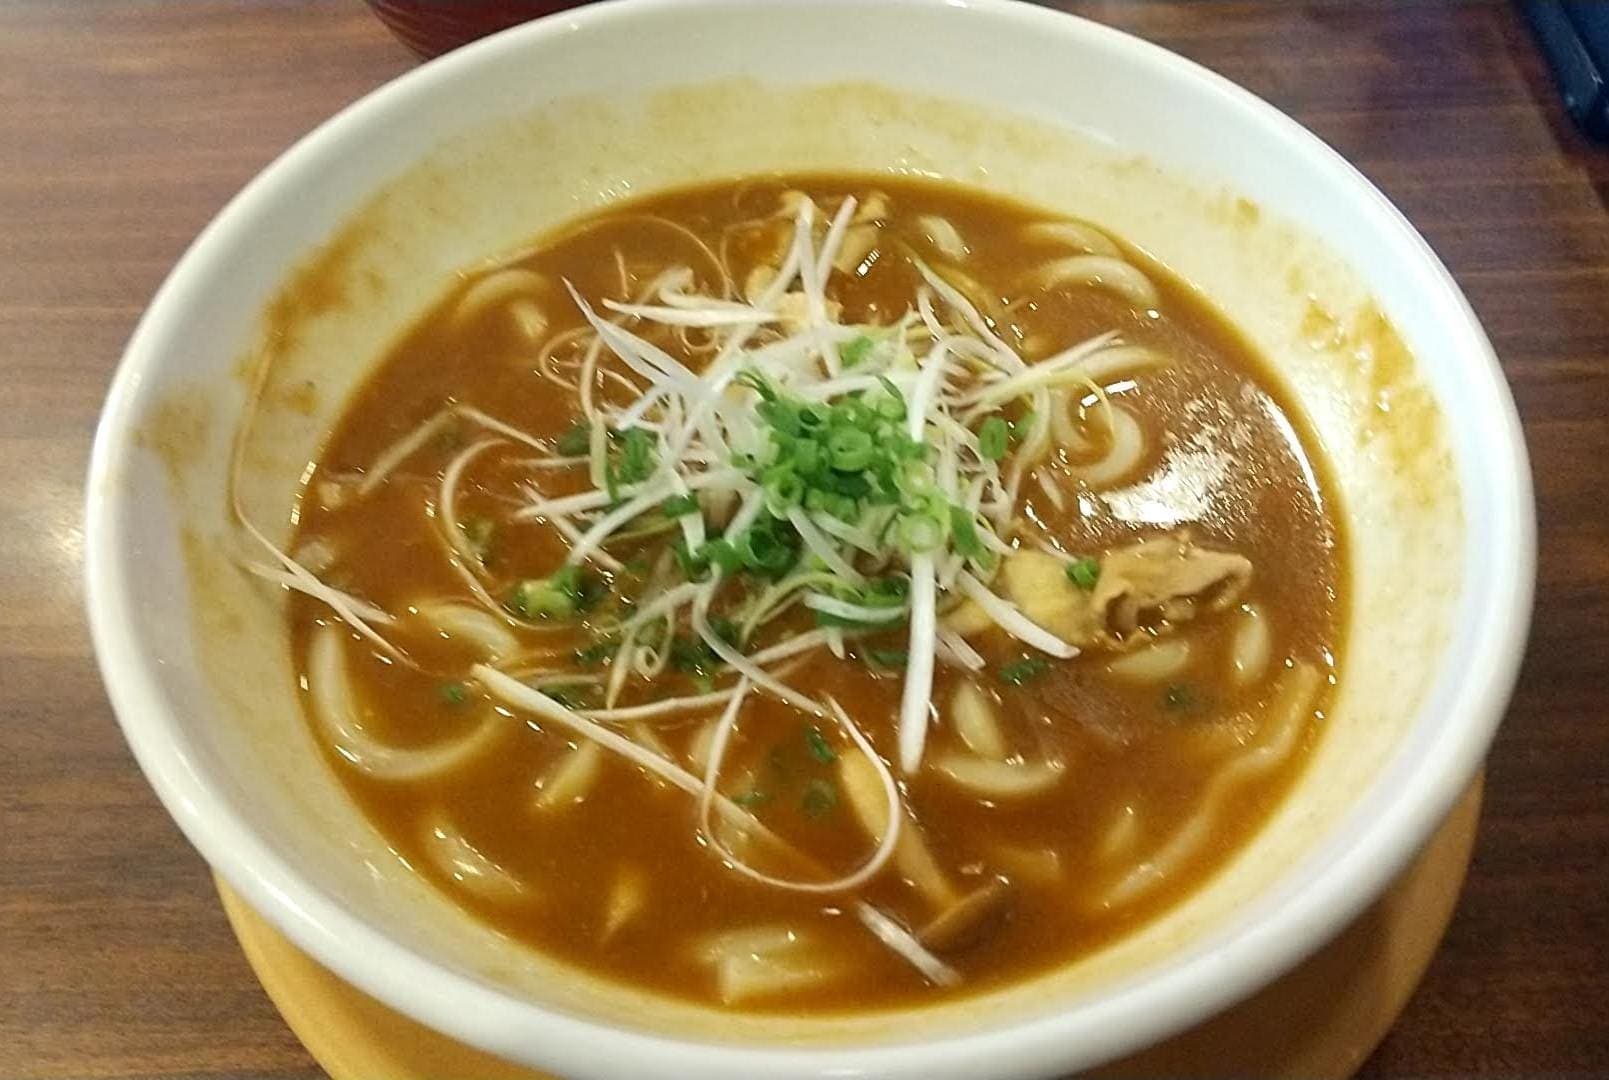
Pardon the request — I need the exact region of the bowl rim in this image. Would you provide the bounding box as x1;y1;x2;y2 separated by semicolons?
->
84;0;1535;1076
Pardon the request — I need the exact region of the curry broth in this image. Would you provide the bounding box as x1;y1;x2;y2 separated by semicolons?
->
286;176;1345;1009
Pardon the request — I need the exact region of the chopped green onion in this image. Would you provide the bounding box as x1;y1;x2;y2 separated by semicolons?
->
700;538;743;575
507;564;601;619
1008;411;1037;443
761;465;805;513
862;575;910;604
797;404;829;434
673;536;711;581
786;437;823;477
949;506;984;560
540;684;598;709
438;681;469;706
804;488;857;521
1066;556;1101;591
839;335;875;368
669;635;719;677
508;576;575;619
735;369;778;400
669;619;740;679
895;459;936;499
660;493;701;518
1163;683;1202;712
737;517;800;579
822;469;871;498
866;648;908;669
458;516;495;561
874;377;907;420
898;511;946;553
833;399;873;431
759;397;804;437
573;639;618;667
605;426;657;496
801;778;838;818
555;420;591;456
828;427;875;472
804;724;838;764
998;656;1051;685
978;416;1010;460
570;566;607;612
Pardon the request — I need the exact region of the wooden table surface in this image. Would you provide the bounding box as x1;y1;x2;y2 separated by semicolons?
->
3;2;1605;1077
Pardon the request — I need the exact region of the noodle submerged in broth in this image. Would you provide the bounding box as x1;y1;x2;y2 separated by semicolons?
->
260;176;1345;1009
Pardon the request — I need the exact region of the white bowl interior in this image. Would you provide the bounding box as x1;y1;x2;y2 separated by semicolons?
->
88;3;1529;1077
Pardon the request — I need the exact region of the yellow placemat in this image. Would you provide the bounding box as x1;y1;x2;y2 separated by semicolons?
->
218;777;1481;1080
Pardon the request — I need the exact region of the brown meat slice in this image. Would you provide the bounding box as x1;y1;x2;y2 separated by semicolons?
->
1000;533;1251;651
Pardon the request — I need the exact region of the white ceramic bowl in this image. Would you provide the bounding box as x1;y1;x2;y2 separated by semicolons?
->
85;1;1534;1077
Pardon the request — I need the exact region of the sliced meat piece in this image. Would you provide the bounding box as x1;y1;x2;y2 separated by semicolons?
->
1000;533;1251;651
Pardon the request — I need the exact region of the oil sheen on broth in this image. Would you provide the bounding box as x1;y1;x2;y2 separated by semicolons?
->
279;176;1345;1010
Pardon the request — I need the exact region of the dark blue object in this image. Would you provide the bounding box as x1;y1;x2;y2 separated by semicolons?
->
1523;1;1609;141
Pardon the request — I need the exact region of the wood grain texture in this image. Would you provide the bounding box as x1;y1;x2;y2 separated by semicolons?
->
0;2;1602;1077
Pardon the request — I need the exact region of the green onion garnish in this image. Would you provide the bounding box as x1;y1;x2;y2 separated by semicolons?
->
457;516;495;562
978;416;1010;460
507;575;575;619
555;419;591;456
801;778;838;818
660;493;701;518
1164;684;1201;712
700;538;743;575
737;517;801;579
898;511;946;553
507;564;602;619
539;683;594;709
605;426;657;496
828;427;875;472
761;465;805;513
949;505;984;560
804;724;838;764
998;656;1051;685
839;334;875;368
573;639;618;667
1066;556;1101;590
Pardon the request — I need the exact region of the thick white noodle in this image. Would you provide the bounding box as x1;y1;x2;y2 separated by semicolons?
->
1229;604;1272;687
1071;405;1147;490
1020;220;1122;258
309;625;502;781
1024;255;1160;309
1099;664;1320;908
420;811;531;905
